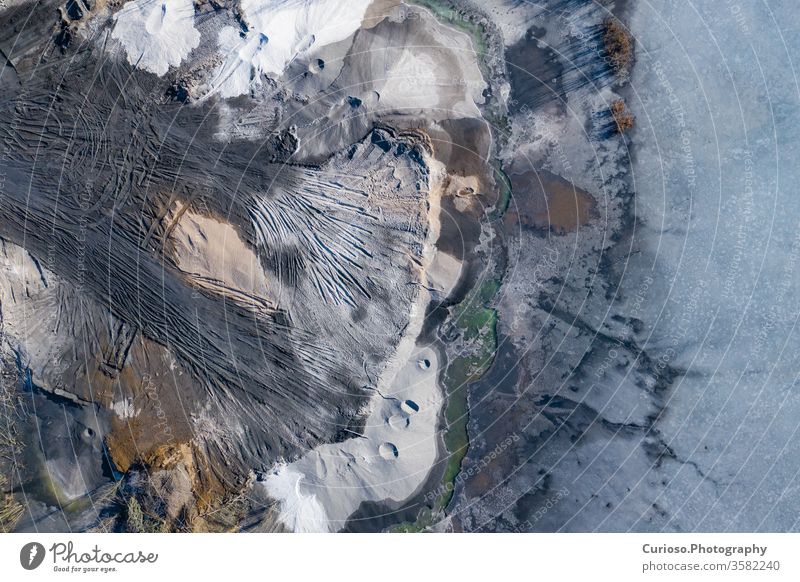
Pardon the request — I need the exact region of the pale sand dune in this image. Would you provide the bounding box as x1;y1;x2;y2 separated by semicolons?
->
427;248;463;300
170;209;278;313
378;47;483;119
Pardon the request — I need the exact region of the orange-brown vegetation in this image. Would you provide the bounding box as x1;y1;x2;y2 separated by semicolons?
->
603;18;633;74
610;99;635;133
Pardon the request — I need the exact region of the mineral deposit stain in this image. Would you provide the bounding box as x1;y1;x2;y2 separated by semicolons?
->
506;169;597;235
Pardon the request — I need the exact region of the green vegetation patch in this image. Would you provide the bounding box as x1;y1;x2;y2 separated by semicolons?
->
393;276;501;530
489;160;512;219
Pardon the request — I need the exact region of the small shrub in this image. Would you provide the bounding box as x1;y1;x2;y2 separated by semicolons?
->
610;99;635;133
125;497;145;533
124;496;168;533
604;18;633;74
0;474;23;532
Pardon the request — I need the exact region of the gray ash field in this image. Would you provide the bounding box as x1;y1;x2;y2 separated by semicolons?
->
0;0;798;533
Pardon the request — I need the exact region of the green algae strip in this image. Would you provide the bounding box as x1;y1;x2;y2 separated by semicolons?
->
410;0;489;69
439;282;499;509
392;278;500;531
392;1;506;533
489;160;512;219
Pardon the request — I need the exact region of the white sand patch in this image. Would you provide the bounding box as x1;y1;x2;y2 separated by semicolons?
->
366;5;486;120
45;459;89;501
263;343;443;531
0;240;67;377
205;0;372;98
205;26;264;100
379;50;439;108
170;209;278;314
427;249;462;300
379;50;481;118
262;159;452;532
111;0;200;76
111;398;136;419
263;463;330;532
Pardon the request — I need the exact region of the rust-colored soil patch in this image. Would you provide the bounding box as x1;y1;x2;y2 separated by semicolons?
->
103;337;196;474
506;169;597;234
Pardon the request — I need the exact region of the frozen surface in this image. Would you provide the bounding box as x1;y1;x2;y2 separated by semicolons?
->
618;0;800;532
450;0;800;533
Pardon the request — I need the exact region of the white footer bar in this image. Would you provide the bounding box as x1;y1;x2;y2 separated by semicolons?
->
2;533;798;581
